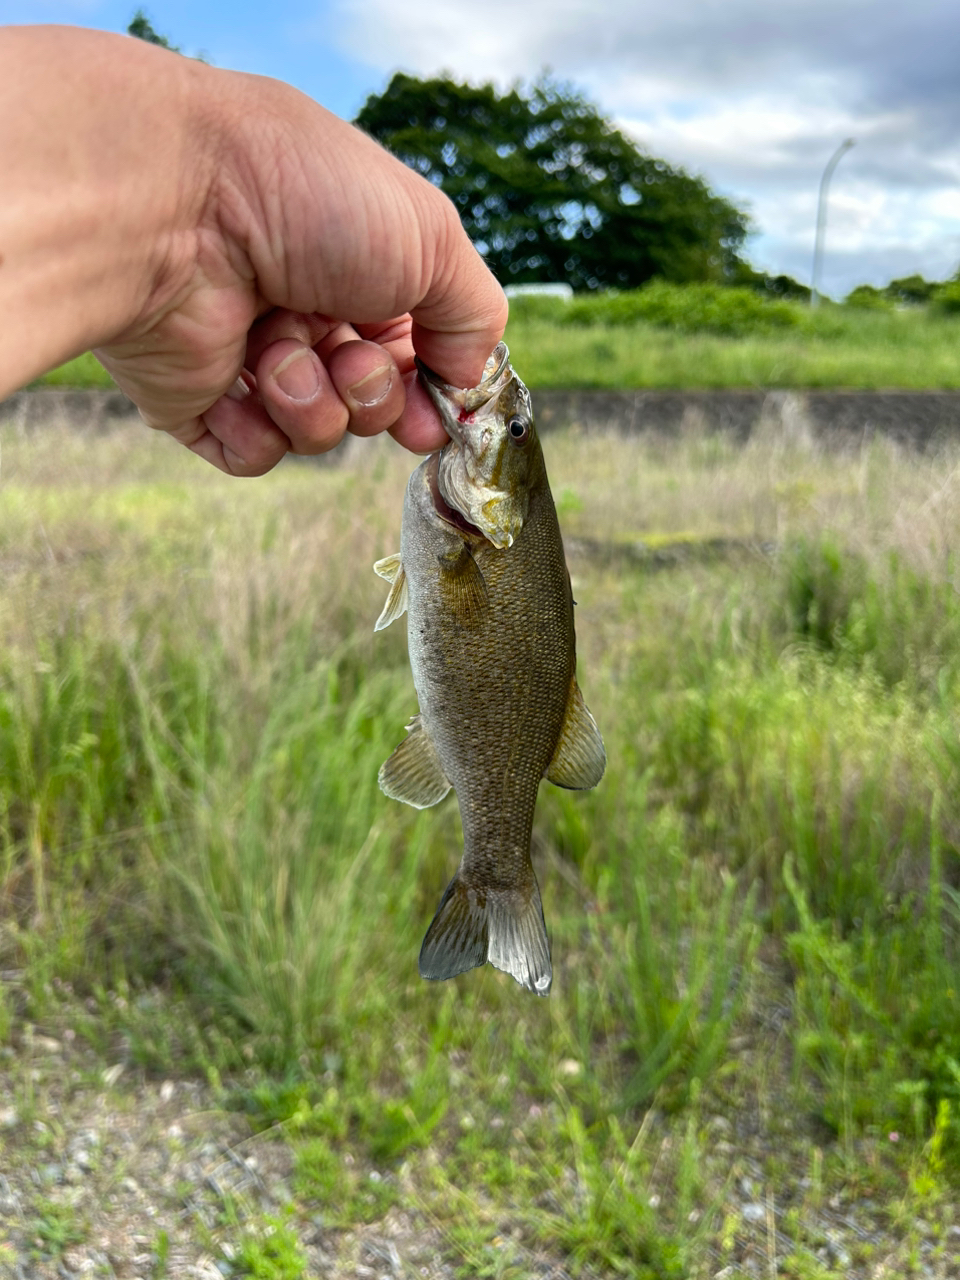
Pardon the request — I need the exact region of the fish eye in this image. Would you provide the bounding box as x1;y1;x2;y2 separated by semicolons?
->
508;416;529;444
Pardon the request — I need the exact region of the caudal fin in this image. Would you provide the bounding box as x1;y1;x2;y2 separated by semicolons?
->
418;874;552;996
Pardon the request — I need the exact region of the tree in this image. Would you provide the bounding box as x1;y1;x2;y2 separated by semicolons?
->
355;74;749;292
127;10;179;51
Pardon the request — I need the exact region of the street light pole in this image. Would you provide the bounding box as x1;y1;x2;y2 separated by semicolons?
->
810;138;855;308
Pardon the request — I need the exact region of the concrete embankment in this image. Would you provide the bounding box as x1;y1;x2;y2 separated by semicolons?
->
5;387;960;450
532;388;960;450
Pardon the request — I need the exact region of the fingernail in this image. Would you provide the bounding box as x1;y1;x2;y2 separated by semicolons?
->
347;364;394;408
273;348;320;402
225;375;251;402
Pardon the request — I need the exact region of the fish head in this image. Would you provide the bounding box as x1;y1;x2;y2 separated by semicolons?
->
416;342;539;550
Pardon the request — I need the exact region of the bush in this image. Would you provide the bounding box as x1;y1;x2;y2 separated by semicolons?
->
560;281;801;337
884;274;938;306
731;263;812;301
932;281;960;315
844;284;892;311
505;292;571;325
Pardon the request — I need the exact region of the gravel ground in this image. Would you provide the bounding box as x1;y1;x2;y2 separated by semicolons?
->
2;1023;960;1279
0;1027;569;1280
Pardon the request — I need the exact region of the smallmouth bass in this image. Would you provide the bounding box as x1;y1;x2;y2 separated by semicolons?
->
373;343;604;995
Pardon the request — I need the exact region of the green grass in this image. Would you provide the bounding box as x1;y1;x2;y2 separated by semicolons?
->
506;286;960;387
23;286;960;392
3;422;960;1272
506;309;960;389
29;350;115;390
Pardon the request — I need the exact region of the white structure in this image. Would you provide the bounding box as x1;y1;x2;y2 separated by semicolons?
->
504;283;573;300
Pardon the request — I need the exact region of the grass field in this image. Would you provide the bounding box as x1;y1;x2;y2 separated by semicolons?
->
508;311;960;389
2;418;960;1275
30;350;115;391
28;299;960;393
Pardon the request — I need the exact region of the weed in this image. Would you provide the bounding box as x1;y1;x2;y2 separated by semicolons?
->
293;1138;398;1225
785;854;960;1148
225;1211;307;1279
29;1199;85;1258
541;1103;685;1276
151;1228;170;1279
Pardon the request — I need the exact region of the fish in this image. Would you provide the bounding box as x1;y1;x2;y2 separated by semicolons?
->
373;341;605;995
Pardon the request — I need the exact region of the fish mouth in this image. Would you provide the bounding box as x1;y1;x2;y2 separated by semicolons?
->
415;341;513;445
417;341;523;549
425;454;485;539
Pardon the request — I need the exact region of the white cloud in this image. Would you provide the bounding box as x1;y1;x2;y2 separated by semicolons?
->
332;0;960;293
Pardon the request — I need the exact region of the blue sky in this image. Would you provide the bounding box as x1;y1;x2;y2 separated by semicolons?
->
0;1;374;118
5;0;960;298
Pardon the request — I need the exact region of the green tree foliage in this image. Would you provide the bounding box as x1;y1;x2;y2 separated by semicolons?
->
883;273;937;306
355;74;749;292
127;9;179;51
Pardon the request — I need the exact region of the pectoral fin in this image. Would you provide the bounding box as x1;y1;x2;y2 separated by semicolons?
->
373;553;408;631
437;544;488;626
379;714;451;808
545;677;606;790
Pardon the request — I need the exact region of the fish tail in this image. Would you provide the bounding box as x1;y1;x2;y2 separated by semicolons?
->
418;874;552;996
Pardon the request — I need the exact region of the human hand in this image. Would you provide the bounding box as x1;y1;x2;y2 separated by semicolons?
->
96;63;507;474
0;28;507;475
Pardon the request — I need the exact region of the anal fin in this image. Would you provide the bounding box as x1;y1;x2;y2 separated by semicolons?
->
373;553;408;631
419;873;552;996
379;714;450;808
545;676;606;790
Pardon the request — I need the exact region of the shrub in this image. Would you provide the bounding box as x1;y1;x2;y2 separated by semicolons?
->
505;292;571;324
932;281;960;315
560;281;800;337
845;284;892;311
884;274;938;306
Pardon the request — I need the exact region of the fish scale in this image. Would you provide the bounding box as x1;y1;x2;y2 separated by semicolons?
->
373;343;605;994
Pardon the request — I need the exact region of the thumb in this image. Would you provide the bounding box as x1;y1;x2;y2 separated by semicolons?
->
408;199;508;388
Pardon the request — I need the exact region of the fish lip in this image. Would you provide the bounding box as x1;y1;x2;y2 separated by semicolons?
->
416;340;511;399
415;341;513;445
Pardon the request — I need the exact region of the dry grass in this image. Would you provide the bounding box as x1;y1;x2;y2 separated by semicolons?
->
543;416;960;569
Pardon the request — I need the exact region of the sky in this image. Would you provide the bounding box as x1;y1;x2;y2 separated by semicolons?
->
4;0;960;298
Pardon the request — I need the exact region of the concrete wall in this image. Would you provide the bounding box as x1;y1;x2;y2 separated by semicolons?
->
0;389;138;433
532;388;960;451
6;387;960;451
